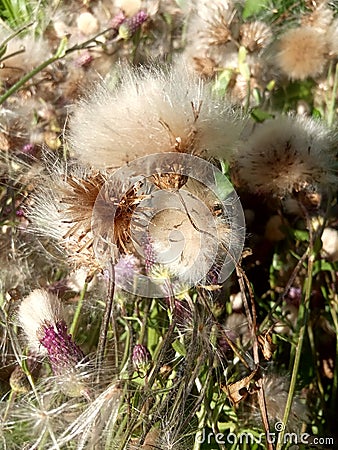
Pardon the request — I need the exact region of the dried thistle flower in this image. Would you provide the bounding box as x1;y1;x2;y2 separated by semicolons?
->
68;64;242;169
183;0;238;77
301;3;334;31
76;12;99;36
240;21;272;53
233;115;337;196
28;163;106;272
187;0;237;47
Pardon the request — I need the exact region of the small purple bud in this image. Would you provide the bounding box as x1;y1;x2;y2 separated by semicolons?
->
39;320;84;376
16;208;25;217
21;144;35;155
118;10;148;39
286;287;302;307
132;344;151;373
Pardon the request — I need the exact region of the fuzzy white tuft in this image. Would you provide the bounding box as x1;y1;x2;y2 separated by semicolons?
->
18;289;61;355
68;64;243;169
275;26;328;80
233;114;338;196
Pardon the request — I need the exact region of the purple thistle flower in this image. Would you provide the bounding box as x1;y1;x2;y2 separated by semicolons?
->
18;289;84;378
39;320;84;376
132;344;151;373
286;287;302;307
118;10;148;40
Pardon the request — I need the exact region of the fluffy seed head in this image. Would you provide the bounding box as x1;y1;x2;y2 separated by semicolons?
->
68;64;242;169
76;12;99;35
250;373;308;432
275;26;328;80
233;115;337;196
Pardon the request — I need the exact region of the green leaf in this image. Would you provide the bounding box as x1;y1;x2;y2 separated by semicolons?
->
292;229;309;242
172;339;186;356
250;108;275;123
238;46;250;81
242;0;269;19
213;69;234;97
313;260;335;276
55;36;68;58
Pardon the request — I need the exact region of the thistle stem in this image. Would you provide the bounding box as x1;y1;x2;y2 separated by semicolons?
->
96;259;115;380
276;252;314;450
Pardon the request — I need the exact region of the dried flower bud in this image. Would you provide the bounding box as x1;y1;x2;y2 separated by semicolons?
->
9;366;31;394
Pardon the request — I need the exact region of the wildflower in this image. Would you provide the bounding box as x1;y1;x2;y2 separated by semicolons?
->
118;10;148;40
275;26;328;80
68;64;242;169
18;289;86;397
132;344;151;375
233;114;337;196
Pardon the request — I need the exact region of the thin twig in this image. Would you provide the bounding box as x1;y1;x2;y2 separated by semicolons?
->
236;263;273;450
96;259;115;381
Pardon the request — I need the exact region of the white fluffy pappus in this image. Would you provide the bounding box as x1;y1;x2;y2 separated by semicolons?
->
68;64;243;169
17;289;61;355
233;114;338;196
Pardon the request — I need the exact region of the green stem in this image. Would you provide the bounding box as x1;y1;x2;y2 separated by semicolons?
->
329;279;338;409
69;282;87;337
327;62;338;127
276;252;314;450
